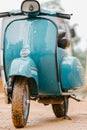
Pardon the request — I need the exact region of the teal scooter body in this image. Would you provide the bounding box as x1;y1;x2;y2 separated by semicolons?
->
4;17;84;95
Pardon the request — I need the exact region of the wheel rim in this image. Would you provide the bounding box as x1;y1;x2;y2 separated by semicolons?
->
23;85;30;121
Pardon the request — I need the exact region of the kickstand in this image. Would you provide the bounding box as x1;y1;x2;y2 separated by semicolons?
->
64;115;72;120
63;97;72;120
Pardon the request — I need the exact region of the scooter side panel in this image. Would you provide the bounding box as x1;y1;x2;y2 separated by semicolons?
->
61;56;85;89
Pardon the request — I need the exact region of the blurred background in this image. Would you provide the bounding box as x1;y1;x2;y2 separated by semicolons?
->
0;0;87;77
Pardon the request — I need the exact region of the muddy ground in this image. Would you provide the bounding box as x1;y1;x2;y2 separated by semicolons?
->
1;78;87;130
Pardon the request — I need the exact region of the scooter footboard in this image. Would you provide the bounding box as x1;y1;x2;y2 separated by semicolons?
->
61;56;85;90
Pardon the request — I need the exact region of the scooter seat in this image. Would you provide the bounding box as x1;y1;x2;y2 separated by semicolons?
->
58;30;70;49
58;30;66;39
58;38;70;49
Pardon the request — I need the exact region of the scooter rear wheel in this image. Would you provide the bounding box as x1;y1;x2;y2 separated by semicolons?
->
12;77;30;128
52;98;68;118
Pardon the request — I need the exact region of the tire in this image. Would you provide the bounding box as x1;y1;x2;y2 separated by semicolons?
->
12;77;30;128
52;98;68;118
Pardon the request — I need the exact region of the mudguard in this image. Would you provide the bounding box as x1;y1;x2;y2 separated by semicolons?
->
9;57;38;86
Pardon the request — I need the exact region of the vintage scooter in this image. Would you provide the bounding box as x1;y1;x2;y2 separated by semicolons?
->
0;0;85;128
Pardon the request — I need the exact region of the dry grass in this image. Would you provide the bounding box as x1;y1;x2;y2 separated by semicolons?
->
0;78;3;93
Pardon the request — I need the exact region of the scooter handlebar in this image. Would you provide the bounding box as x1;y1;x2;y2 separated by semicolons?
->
40;9;72;20
0;10;22;18
0;12;10;18
0;10;72;20
56;12;73;20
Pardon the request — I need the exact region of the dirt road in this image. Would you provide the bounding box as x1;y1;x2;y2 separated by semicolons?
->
1;77;87;130
0;93;87;130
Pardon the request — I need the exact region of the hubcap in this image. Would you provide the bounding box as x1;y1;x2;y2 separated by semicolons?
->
23;85;30;120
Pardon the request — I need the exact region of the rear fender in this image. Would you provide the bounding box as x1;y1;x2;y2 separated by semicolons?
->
9;57;38;86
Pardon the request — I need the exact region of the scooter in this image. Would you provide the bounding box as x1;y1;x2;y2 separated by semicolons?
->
0;0;85;128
